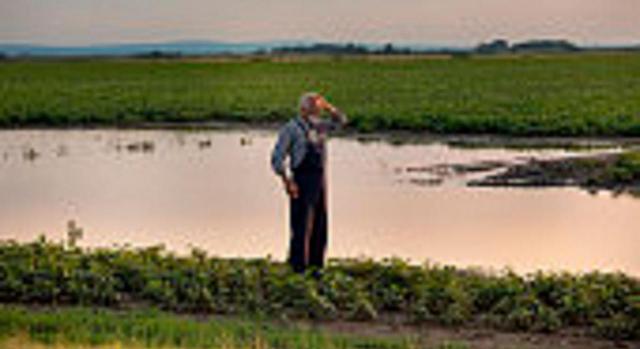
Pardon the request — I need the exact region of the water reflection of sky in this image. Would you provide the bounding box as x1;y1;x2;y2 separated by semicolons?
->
0;129;638;276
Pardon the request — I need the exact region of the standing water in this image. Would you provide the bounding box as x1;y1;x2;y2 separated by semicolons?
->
0;129;638;276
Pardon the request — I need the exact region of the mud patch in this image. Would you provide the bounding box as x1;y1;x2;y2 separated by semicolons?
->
470;151;640;197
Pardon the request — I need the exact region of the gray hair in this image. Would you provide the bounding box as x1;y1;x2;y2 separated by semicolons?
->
298;92;319;111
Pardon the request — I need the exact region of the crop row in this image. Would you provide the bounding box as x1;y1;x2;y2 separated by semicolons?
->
0;236;638;340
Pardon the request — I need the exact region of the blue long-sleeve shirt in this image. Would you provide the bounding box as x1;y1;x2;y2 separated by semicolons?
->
271;113;347;178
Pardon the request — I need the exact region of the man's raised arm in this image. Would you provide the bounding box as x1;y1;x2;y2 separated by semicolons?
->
316;96;348;129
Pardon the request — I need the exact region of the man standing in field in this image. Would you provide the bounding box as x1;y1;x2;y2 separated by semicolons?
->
271;92;347;274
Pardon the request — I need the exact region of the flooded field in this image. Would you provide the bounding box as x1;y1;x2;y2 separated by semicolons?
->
1;129;638;275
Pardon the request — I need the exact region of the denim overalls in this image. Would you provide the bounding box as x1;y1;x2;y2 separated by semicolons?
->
288;118;328;273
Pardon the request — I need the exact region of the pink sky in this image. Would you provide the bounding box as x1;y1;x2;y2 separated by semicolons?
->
1;0;638;45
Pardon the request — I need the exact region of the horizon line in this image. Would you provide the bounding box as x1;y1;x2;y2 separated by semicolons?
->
1;37;638;49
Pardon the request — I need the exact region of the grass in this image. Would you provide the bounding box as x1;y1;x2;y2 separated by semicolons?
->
1;54;640;136
0;236;639;341
0;305;431;349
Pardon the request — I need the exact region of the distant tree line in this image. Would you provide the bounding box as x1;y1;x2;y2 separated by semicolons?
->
266;39;621;56
129;40;638;57
131;50;183;59
475;39;580;54
1;40;638;60
270;42;415;55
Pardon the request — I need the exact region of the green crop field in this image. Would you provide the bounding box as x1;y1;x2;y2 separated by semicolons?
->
1;54;640;136
1;236;639;341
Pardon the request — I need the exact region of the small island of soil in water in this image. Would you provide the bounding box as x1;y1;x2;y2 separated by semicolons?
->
469;150;640;197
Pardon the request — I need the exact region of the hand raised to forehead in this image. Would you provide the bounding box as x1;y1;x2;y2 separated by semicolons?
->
315;95;330;110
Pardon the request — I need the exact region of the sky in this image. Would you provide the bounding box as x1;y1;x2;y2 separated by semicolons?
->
0;0;638;46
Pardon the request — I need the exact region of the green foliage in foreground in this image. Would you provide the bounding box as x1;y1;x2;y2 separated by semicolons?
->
0;237;639;341
0;306;432;349
1;54;640;136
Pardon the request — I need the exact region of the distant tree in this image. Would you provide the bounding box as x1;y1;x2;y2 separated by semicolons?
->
382;43;395;54
272;42;370;55
476;39;510;54
133;50;182;59
344;43;369;54
511;39;580;53
270;42;417;55
0;52;7;60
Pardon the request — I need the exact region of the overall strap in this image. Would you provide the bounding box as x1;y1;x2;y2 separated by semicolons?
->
294;117;311;141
